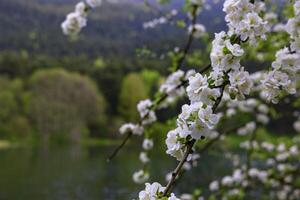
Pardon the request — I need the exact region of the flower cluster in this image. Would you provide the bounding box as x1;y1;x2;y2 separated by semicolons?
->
209;31;253;100
165;0;269;162
138;182;179;200
143;10;178;29
159;70;186;106
187;73;220;104
166;102;219;160
286;0;300;53
260;0;300;103
133;169;150;184
132;138;154;184
223;0;268;45
138;99;157;125
206;138;300;200
225;98;270;125
61;0;102;35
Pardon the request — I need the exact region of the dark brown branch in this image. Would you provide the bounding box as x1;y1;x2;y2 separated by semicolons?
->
162;139;196;196
107;132;132;162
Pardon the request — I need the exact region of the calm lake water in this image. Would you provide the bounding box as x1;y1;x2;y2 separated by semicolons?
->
0;143;232;200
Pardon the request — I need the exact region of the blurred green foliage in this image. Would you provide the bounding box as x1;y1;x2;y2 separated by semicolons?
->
27;69;106;143
118;73;148;121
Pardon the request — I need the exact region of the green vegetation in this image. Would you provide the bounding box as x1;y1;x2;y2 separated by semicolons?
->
28;69;106;143
118;73;148;121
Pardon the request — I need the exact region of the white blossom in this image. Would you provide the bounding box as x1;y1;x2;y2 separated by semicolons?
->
75;2;88;17
160;70;185;98
119;123;144;135
166;128;185;161
188;24;206;38
187;73;220;105
294;120;300;132
138;182;178;200
138;99;157;125
143;139;154;150
138;182;165;200
139;152;150;164
223;0;268;45
133;170;149;184
228;68;253;100
209;180;219;191
86;0;102;8
61;12;87;35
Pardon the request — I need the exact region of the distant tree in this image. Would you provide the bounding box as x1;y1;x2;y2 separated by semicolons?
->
139;69;161;96
28;69;106;143
0;77;32;140
118;73;148;121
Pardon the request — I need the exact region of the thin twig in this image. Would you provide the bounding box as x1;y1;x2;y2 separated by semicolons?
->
176;5;198;70
107;132;132;162
162;139;196;196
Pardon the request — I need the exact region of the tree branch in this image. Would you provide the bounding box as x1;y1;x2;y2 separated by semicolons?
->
162;83;228;196
176;5;198;70
107;64;211;161
107;132;132;162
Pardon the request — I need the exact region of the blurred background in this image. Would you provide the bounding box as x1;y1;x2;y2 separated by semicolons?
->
0;0;296;199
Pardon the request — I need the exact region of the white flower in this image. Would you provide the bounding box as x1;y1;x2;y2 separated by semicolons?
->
139;152;150;163
258;104;268;114
160;70;185;98
189;119;210;139
187;73;220;105
137;99;157;125
209;180;219;191
75;2;88;16
61;12;87;35
119;123;144;135
223;0;267;44
237;122;256;136
133;170;149;184
261;70;296;104
166;128;185;161
232;169;243;183
276;152;290;161
256;114;269;125
277;143;286;152
264;12;278;31
228;68;253;99
138;182;165;200
289;145;299;155
272;48;300;73
225;40;244;57
198;106;219;129
261;142;275;152
188;24;206;38
221;176;234;186
294;1;300;16
143;139;154;150
180;194;193;200
294;120;300;132
187;73;208;101
168;193;180;200
86;0;102;8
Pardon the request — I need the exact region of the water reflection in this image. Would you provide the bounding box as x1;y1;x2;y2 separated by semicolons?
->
0;143;232;199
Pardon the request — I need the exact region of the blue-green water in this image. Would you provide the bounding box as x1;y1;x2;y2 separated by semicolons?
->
0;143;232;200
